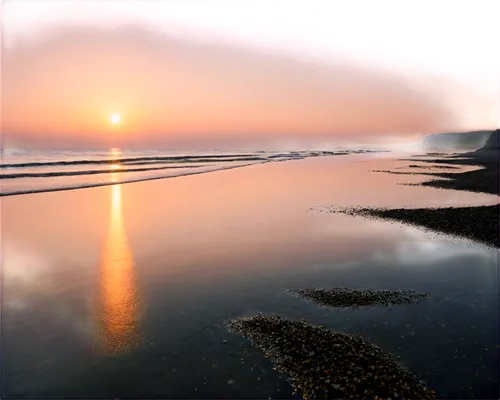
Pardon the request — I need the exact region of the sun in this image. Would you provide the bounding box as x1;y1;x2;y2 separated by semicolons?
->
111;114;121;125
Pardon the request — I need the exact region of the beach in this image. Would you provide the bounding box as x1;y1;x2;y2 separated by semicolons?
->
2;152;499;399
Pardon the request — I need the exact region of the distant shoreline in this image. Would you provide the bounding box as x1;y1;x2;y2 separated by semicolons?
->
323;143;499;248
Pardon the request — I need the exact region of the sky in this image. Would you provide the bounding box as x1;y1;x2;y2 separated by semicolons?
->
2;0;499;149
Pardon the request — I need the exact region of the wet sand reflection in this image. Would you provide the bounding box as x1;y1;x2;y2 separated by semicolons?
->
96;183;141;355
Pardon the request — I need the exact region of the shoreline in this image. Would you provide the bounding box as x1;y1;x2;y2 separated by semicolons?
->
0;150;380;198
395;153;499;196
322;204;499;249
0;161;267;197
334;150;499;248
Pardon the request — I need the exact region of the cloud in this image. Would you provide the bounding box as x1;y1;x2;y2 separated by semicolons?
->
4;1;499;83
2;2;496;147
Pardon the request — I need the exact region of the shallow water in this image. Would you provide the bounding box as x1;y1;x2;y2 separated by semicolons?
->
0;148;356;196
2;154;498;399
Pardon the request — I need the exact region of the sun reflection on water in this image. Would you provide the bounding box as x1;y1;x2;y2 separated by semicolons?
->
95;182;141;355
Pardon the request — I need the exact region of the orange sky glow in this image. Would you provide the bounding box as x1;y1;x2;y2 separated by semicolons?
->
2;0;499;149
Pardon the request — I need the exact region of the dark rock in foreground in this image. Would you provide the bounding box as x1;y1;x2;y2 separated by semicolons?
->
226;315;436;400
288;287;428;308
325;205;499;249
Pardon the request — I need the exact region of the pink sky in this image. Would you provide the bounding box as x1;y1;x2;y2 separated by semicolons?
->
2;0;499;149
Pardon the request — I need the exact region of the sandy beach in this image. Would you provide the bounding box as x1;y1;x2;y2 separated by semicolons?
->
2;153;498;399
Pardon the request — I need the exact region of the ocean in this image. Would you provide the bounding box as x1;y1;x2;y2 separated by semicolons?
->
0;148;369;196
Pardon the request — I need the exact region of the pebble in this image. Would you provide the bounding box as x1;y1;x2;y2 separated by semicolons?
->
287;287;428;308
321;203;500;249
226;314;436;400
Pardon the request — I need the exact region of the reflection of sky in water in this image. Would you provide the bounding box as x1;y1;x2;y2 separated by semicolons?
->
97;148;142;354
1;155;498;399
95;184;141;355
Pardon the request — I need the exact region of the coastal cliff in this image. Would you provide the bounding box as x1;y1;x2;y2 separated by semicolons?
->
475;129;500;152
420;130;493;152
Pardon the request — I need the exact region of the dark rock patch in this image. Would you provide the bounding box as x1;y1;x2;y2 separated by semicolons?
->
288;287;428;308
226;315;436;400
320;205;499;249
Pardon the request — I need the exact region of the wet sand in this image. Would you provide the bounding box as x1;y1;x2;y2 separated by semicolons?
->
2;153;498;399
